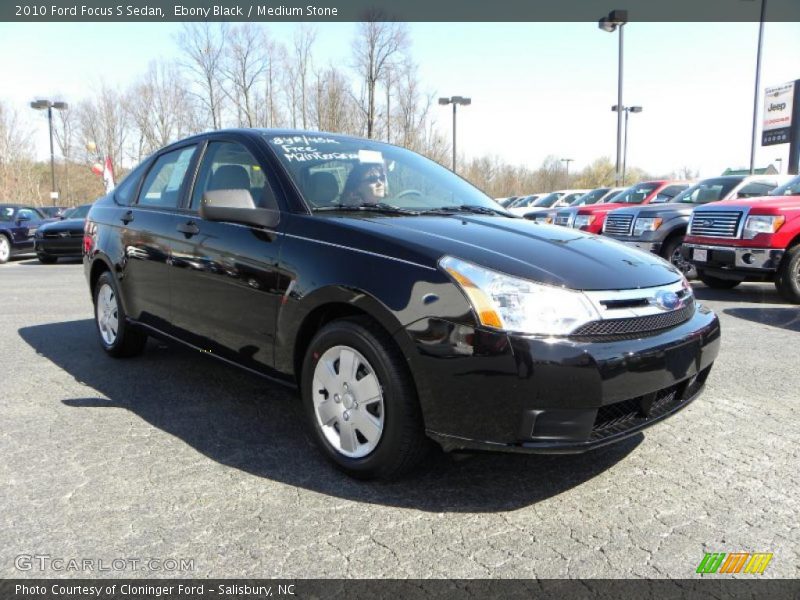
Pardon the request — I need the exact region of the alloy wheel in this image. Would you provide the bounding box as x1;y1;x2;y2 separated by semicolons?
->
0;236;9;262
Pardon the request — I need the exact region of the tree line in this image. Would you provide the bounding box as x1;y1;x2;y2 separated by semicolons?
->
0;18;678;207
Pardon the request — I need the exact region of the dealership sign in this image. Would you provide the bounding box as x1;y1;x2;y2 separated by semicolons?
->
762;81;795;146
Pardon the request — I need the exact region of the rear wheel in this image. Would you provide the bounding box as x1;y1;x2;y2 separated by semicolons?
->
93;271;147;357
661;235;696;279
0;234;10;264
301;317;430;479
698;272;741;290
775;245;800;303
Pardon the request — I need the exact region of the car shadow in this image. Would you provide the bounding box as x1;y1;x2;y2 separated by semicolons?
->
723;307;800;332
16;257;83;266
19;319;641;512
692;282;788;305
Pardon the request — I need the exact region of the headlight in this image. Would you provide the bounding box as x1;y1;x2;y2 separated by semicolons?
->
633;217;663;236
743;215;785;239
439;256;600;335
573;214;596;229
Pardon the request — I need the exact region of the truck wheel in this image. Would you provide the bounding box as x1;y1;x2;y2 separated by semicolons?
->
94;271;148;357
301;317;430;480
698;272;741;290
775;245;800;303
662;235;696;279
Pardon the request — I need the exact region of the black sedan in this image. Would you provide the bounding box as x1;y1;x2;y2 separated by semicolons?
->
34;204;92;263
83;129;720;479
0;204;51;264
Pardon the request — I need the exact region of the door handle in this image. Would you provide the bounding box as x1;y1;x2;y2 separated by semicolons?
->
177;221;200;236
120;210;134;225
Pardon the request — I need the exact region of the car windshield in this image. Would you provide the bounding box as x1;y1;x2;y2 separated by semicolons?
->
531;193;563;208
674;178;741;204
769;174;800;196
264;133;499;212
511;195;537;208
0;206;17;221
570;189;609;206
611;183;660;204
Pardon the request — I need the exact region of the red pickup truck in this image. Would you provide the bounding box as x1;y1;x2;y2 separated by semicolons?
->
554;180;689;234
682;174;800;302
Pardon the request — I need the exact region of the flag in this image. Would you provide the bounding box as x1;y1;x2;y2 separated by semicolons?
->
102;156;115;193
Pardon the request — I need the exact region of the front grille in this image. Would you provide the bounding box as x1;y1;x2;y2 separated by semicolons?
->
590;365;711;441
572;299;694;337
554;213;571;226
43;231;81;239
604;214;634;236
689;210;742;238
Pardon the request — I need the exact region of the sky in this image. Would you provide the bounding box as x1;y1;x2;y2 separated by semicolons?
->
1;20;799;179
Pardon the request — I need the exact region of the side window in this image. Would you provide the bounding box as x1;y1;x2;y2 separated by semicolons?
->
737;182;775;198
190;141;277;211
654;185;688;203
114;161;149;206
137;145;197;208
18;208;39;220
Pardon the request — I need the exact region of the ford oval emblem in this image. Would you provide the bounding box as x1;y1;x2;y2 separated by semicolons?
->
653;290;681;311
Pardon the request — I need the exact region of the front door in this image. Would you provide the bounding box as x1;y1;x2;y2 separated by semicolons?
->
168;139;286;372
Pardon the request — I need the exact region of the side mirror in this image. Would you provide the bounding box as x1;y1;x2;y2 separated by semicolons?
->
200;189;280;229
16;215;30;223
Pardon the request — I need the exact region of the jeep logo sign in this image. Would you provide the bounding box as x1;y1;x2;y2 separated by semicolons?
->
762;80;795;147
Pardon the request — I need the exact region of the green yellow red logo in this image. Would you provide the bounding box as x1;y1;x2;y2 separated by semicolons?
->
696;552;773;574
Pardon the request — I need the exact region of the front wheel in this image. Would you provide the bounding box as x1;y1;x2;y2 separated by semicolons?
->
37;253;58;264
775;245;800;303
661;235;696;279
698;272;741;290
93;271;147;357
301;317;430;479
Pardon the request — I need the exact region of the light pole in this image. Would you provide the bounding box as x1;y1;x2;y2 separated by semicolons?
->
598;9;628;186
560;158;574;185
775;158;783;174
749;0;767;174
439;96;471;172
612;104;642;185
30;99;68;206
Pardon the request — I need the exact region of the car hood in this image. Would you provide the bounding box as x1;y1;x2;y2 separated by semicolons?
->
38;218;85;232
611;202;696;217
315;214;682;290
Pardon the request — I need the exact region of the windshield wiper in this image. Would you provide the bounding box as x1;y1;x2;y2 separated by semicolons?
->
421;204;513;217
313;202;421;215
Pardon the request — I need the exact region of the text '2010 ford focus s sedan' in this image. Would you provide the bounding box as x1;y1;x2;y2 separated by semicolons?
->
83;129;720;479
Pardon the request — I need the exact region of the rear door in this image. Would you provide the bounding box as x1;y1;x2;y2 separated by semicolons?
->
12;207;47;250
121;143;200;329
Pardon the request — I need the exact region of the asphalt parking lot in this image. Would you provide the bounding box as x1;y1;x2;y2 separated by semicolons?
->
1;257;798;579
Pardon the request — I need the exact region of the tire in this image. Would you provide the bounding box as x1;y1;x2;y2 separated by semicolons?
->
93;271;147;358
775;245;800;303
697;272;741;290
0;234;10;264
37;253;58;264
661;234;696;279
301;317;431;480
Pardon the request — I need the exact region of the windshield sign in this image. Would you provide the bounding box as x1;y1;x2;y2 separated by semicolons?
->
265;133;497;212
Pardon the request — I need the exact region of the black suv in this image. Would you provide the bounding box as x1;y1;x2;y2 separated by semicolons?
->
84;129;720;479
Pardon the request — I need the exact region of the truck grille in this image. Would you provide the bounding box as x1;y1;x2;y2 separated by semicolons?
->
604;214;634;236
554;213;572;227
688;210;742;238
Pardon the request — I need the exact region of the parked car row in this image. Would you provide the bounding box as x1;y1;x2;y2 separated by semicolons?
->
0;204;91;264
504;173;799;302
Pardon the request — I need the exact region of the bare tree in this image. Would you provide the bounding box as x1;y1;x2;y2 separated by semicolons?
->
220;24;270;128
292;25;317;129
76;84;130;180
177;22;228;130
351;11;408;139
311;65;360;135
0;101;38;202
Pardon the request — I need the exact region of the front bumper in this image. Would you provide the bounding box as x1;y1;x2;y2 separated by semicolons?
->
682;243;783;273
35;236;83;256
403;305;720;453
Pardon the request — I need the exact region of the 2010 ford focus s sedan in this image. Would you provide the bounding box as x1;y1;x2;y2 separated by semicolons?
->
83;129;720;479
